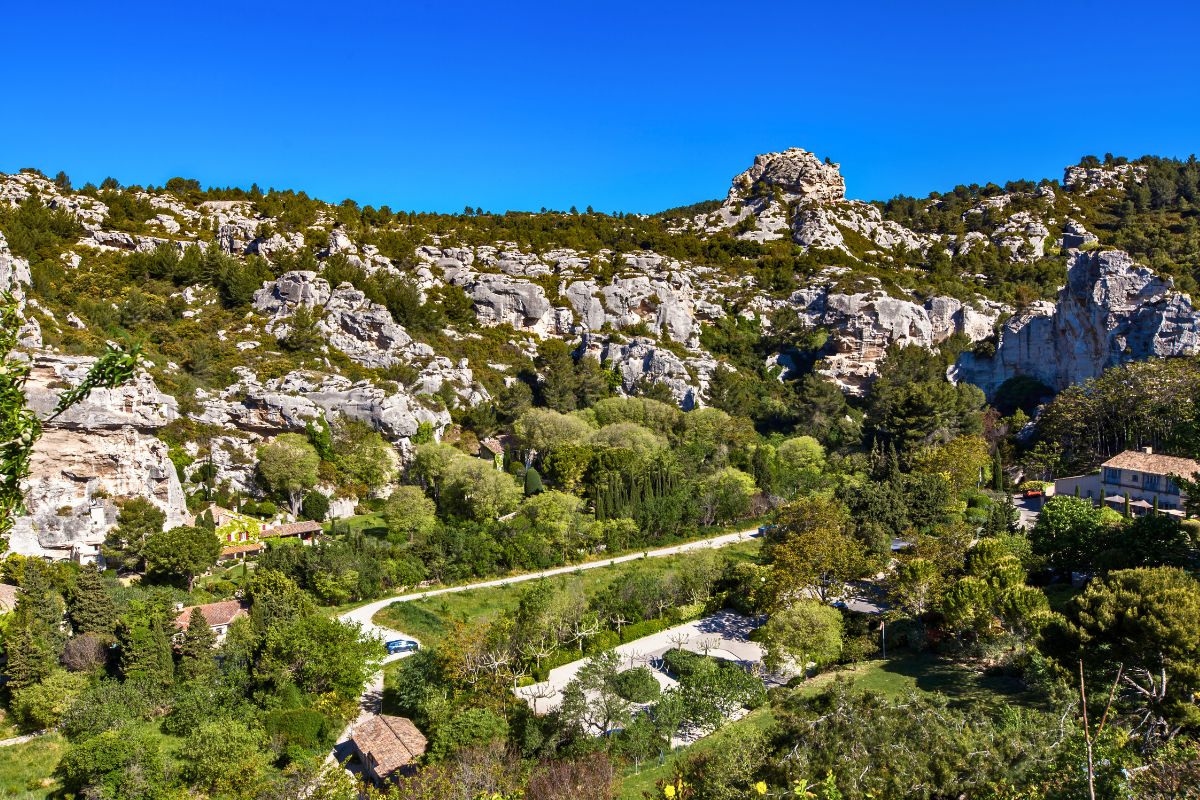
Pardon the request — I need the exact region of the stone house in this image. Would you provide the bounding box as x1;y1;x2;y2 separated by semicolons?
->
350;714;428;784
1055;447;1198;516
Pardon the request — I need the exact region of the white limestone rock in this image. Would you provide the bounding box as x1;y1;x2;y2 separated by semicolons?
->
953;249;1200;396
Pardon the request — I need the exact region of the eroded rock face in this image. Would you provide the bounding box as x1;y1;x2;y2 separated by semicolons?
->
253;271;433;369
789;284;1007;394
11;355;185;558
953;249;1200;396
193;369;452;443
1;231;40;347
582;335;716;410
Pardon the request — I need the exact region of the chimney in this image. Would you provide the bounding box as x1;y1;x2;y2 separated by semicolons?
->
1142;446;1153;455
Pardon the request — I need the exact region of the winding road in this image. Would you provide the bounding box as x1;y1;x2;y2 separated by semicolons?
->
329;526;764;761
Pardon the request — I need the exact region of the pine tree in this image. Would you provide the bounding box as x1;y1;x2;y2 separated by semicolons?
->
68;567;116;637
4;562;65;688
119;619;175;690
177;607;216;680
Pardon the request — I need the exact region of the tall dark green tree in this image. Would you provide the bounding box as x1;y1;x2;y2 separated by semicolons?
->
177;607;217;680
68;566;116;637
3;562;65;689
119;618;175;691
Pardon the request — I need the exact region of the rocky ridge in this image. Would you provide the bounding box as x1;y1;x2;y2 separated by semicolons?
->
6;150;1200;556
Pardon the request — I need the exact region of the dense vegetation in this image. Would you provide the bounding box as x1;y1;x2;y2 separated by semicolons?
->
4;155;1200;798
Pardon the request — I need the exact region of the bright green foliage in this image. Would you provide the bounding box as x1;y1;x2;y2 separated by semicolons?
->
142;524;221;590
761;600;844;673
259;613;384;701
695;467;756;526
1030;495;1113;573
179;718;270;797
515;407;595;454
383;485;438;545
11;668;87;731
429;707;510;761
257;433;321;514
57;726;167;800
330;418;395;492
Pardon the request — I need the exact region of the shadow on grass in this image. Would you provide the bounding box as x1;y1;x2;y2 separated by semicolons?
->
878;652;1040;710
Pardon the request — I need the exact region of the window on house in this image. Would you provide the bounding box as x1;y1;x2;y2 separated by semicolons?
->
1143;474;1160;491
1103;467;1121;484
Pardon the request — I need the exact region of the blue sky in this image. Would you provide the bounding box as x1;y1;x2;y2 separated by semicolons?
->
3;1;1197;213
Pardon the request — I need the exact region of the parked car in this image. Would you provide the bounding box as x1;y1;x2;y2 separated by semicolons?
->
386;639;419;654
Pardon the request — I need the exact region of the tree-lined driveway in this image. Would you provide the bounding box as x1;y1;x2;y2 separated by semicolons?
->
340;526;764;646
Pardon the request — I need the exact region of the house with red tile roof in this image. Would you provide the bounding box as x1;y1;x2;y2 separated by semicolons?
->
173;599;249;641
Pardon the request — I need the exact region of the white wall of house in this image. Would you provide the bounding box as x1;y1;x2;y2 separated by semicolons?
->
1054;473;1102;502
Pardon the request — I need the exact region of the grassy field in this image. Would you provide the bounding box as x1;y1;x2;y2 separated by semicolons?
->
615;653;1039;799
373;538;762;648
0;734;66;799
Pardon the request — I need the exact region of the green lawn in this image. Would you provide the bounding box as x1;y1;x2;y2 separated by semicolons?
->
615;653;1039;799
373;539;761;648
0;734;65;799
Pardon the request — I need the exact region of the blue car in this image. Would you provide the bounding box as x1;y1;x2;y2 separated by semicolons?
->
386;639;419;654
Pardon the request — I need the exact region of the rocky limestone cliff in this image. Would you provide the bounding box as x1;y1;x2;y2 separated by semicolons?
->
11;355;187;559
786;276;1007;393
952;249;1200;396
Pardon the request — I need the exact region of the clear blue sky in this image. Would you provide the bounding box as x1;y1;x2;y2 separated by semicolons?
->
3;1;1197;213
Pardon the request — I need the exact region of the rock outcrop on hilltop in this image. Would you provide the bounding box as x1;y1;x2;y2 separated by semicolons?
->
691;148;938;255
952;249;1200;396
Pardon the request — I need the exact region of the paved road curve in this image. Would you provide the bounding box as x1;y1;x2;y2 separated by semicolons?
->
329;526;763;762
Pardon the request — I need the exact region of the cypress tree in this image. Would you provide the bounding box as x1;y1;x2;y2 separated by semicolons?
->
177;607;216;680
68;566;116;637
524;467;544;496
4;562;65;688
119;618;175;690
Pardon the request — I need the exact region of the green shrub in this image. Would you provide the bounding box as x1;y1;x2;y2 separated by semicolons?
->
11;670;87;731
585;630;620;654
301;491;329;522
619;618;672;643
264;708;334;756
609;667;660;703
661;648;705;678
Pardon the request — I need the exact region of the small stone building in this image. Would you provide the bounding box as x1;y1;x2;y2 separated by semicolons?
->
350;714;428;784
